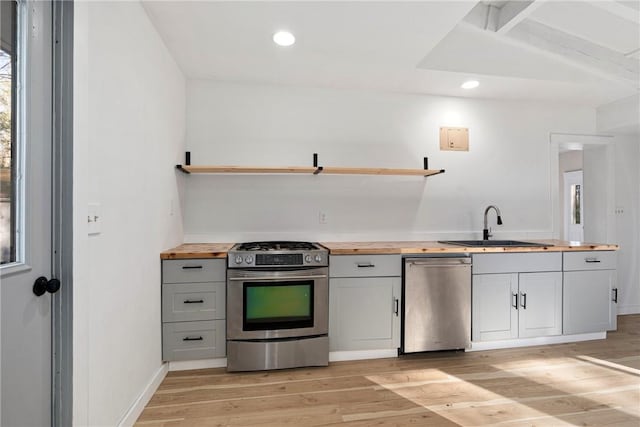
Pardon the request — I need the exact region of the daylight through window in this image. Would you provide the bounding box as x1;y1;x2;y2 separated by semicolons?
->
1;1;17;264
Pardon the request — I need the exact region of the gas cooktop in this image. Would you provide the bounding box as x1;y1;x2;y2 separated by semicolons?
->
235;241;321;252
228;241;328;268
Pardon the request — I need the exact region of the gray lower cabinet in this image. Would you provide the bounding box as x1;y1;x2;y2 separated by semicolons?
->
329;255;401;351
472;253;563;342
161;258;226;361
162;320;226;361
563;251;617;334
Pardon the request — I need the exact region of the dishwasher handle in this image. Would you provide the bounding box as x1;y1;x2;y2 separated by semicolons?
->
406;258;471;267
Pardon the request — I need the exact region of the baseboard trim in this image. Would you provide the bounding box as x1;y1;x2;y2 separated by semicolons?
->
168;358;227;371
329;349;397;362
118;363;168;427
468;332;606;352
618;305;640;315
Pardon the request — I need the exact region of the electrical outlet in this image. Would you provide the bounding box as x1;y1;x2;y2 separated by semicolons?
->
318;211;328;225
615;207;624;215
88;203;102;235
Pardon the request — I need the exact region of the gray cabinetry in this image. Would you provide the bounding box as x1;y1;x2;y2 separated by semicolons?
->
472;253;563;342
563;251;617;334
161;259;226;361
329;255;401;352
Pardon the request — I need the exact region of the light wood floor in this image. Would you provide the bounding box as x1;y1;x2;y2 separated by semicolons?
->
136;315;640;426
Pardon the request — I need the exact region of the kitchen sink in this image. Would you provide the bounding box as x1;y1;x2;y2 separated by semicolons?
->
438;240;552;247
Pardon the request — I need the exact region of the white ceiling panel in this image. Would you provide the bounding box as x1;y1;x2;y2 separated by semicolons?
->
620;1;640;12
142;1;640;109
528;1;639;54
418;23;608;83
142;1;476;80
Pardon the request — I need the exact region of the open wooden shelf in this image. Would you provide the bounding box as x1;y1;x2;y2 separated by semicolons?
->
320;167;443;176
178;165;318;174
177;165;444;177
175;153;445;178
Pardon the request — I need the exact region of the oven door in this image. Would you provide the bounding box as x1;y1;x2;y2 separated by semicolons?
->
227;267;328;340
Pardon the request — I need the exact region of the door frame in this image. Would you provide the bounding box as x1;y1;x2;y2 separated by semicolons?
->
52;1;73;425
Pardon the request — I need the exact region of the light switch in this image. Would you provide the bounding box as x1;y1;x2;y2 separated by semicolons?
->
440;127;469;151
88;203;101;235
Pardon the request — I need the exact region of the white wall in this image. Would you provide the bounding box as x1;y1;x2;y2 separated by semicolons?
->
74;2;185;425
613;134;640;314
597;94;640;135
583;145;609;243
184;80;595;242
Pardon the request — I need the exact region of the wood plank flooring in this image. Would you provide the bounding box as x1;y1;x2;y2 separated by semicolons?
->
136;315;640;426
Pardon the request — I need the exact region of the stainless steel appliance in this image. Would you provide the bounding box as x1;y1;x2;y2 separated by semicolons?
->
226;241;329;372
402;256;471;353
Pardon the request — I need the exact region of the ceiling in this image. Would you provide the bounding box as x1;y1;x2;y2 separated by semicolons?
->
142;1;639;113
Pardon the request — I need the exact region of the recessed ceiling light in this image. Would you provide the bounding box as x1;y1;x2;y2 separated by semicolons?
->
273;31;295;47
461;80;480;89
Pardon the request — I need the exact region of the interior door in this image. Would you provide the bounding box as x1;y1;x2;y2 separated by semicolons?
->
1;1;55;425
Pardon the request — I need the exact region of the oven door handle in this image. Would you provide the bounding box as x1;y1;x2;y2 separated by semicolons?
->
228;274;327;281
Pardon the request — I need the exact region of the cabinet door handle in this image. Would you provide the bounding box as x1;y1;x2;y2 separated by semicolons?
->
512;293;518;309
182;265;203;270
585;258;601;263
183;336;203;341
520;292;527;309
394;298;399;316
184;299;204;304
612;288;618;303
356;263;375;268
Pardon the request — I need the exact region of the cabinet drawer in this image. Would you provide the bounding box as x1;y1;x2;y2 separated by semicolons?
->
329;255;401;277
472;252;561;274
563;251;616;271
162;259;226;284
162;320;225;361
162;282;225;322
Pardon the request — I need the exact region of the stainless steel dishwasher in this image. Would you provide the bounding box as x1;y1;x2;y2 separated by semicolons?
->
402;256;471;353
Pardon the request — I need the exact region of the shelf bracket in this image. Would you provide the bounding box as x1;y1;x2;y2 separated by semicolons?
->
423;157;445;177
313;152;323;175
175;151;192;174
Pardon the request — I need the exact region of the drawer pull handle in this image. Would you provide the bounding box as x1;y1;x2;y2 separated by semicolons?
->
585;258;601;263
612;288;618;303
184;299;204;304
182;265;203;270
520;292;527;309
183;336;203;341
356;263;375;268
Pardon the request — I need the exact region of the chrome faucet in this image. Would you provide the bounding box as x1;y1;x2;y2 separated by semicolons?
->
483;205;503;240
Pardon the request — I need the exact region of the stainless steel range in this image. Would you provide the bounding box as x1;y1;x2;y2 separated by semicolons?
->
226;241;329;372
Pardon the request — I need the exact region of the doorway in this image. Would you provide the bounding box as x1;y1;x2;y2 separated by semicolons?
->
550;133;615;244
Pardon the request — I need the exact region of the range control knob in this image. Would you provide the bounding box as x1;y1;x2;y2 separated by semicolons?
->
245;255;254;264
234;255;243;264
315;254;322;263
305;255;312;263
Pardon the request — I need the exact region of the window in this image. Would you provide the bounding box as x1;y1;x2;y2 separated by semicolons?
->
1;1;17;265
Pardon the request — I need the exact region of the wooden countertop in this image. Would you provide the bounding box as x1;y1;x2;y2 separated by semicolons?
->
319;240;618;255
160;243;234;259
161;240;618;259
